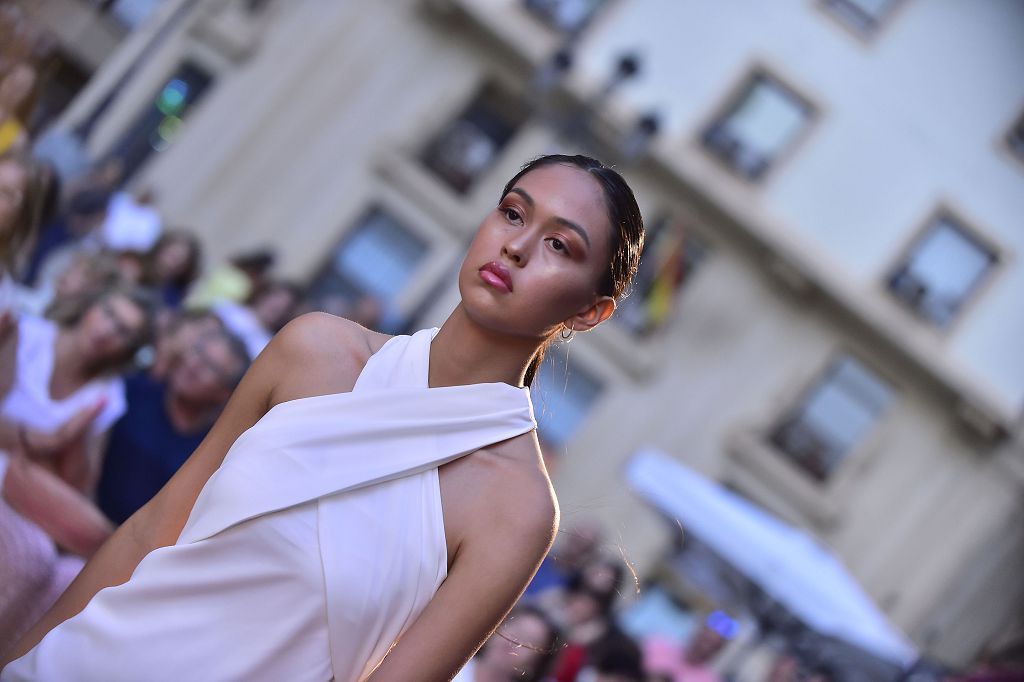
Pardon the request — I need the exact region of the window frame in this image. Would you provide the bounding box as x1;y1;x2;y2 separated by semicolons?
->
767;354;894;483
724;349;899;528
697;66;818;184
881;205;1003;335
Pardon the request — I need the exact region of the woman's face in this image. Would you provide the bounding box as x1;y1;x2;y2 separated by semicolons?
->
77;293;147;365
0;159;27;233
459;164;614;340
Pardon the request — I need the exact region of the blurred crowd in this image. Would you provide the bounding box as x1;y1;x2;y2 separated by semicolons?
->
0;2;338;658
461;517;760;682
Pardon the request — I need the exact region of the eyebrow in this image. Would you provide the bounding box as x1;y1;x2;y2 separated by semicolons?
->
507;187;592;249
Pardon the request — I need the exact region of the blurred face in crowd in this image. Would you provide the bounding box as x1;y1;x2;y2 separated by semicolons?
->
253;286;299;333
169;332;244;406
0;157;27;233
76;293;148;367
479;611;553;680
565;560;619;626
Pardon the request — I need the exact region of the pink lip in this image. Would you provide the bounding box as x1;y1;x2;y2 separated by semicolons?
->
479;261;513;293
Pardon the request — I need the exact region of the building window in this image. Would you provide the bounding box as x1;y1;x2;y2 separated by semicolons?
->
109;61;214;180
420;82;529;195
534;348;604;447
820;0;901;36
523;0;608;35
887;213;997;328
616;215;709;337
308;207;428;334
1007;112;1024;164
769;356;893;482
702;72;812;181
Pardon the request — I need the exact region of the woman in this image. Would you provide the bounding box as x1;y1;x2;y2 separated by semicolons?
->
144;229;201;309
1;283;156;492
2;154;645;681
0;282;156;642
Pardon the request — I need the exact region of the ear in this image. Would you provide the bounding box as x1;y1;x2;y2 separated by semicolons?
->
564;296;616;333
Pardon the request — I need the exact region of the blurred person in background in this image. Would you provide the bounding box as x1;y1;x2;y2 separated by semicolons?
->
149;310;225;381
455;604;562;682
1;283;156;492
212;279;303;359
642;611;737;682
185;247;276;310
551;556;637;682
580;633;644;682
144;229;201;309
95;324;249;525
0;283;155;659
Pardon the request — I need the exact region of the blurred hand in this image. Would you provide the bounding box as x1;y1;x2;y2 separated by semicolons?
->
3;449;113;557
22;398;107;462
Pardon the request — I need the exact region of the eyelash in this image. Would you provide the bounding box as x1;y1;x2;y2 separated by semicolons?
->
503;206;523;224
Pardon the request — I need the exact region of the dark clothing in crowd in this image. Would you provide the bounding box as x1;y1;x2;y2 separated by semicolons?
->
96;373;207;524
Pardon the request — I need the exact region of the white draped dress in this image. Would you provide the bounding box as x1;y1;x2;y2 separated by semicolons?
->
3;328;537;681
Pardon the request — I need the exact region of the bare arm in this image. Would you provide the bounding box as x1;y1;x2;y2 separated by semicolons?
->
1;313;366;665
2;449;113;557
367;467;558;682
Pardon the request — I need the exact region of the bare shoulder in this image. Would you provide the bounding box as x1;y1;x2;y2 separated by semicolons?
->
469;432;559;555
266;312;392;406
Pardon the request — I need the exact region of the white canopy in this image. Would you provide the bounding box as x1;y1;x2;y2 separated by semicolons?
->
626;448;917;666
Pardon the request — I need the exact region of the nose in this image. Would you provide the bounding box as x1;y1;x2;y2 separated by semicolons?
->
501;230;531;267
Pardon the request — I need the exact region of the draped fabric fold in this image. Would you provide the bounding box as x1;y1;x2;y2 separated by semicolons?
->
3;328;537;682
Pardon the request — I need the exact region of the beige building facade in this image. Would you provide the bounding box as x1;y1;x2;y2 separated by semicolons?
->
29;0;1024;668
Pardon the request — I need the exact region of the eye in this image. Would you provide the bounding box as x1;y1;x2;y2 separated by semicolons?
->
503;206;523;224
547;237;570;256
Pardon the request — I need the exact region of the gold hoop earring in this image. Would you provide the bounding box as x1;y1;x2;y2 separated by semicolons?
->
560;324;575;342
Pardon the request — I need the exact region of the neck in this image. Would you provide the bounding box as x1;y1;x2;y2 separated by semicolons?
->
428;304;543;389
